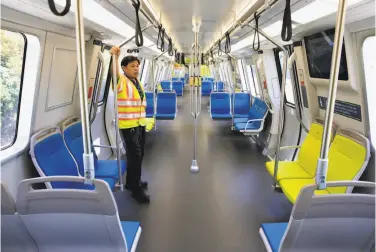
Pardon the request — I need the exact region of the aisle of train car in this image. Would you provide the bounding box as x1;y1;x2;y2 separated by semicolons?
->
114;87;292;251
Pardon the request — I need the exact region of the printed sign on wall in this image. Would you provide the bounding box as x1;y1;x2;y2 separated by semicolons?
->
318;96;362;121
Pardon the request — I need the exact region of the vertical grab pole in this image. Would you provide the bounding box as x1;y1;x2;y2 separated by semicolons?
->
197;44;202;116
190;22;200;172
226;54;237;130
74;0;95;183
316;0;348;189
112;54;123;191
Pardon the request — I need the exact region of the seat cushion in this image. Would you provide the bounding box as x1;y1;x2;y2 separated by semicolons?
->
279;178;330;203
265;161;313;181
121;221;141;250
156;113;175;119
234;117;248;124
325;133;367;194
211;113;232;119
261;222;288;252
234;121;261;131
96;160;126;179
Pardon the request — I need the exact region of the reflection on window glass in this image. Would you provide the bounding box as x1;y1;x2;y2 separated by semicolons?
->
304;28;348;80
141;59;149;86
251;65;261;96
245;65;256;96
363;35;376;143
237;60;246;90
1;29;26;149
279;51;295;104
97;50;111;104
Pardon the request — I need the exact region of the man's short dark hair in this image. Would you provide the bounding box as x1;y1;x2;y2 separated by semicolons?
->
121;56;140;67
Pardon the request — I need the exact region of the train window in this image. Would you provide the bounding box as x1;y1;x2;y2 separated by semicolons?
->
97;51;111;105
278;51;295;105
237;60;247;90
1;29;26;150
141;59;150;85
304;28;349;80
362;35;376;143
245;64;256;96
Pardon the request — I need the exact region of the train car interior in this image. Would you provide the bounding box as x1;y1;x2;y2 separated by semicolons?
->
1;0;375;251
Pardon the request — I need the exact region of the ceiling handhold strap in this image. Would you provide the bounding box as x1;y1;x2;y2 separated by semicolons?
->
281;0;292;41
48;0;71;16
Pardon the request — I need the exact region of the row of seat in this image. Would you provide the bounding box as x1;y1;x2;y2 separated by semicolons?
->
160;80;184;96
30;117;126;190
209;92;268;135
259;180;375;251
202;81;225;96
145;91;177;122
265;118;371;203
1;176;142;252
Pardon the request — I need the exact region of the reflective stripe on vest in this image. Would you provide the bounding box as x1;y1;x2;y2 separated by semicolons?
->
117;75;146;128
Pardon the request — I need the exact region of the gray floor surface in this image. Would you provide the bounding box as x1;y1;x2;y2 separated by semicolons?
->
114;87;292;252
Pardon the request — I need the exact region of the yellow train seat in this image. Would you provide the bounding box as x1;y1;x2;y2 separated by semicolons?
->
279;128;370;203
266;118;335;181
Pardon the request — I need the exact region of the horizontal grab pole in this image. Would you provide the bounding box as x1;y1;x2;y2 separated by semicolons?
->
118;23;153;48
92;144;117;149
206;0;279;54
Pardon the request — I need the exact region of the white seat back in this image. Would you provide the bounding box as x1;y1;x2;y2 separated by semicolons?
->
16;177;128;252
1;182;38;252
280;181;375;252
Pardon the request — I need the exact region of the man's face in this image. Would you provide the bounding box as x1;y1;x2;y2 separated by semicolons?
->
122;60;139;79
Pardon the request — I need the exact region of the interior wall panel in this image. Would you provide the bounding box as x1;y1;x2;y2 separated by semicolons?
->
34;32;79;131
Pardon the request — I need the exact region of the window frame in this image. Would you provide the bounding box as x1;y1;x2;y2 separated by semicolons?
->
274;47;297;108
361;34;376;143
1;29;28;151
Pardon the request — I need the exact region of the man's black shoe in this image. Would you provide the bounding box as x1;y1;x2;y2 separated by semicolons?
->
125;180;148;190
140;180;148;189
131;189;150;204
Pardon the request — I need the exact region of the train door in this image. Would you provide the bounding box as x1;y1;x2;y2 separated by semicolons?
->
88;47;113;159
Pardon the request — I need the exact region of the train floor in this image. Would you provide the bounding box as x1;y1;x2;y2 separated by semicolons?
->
114;87;293;252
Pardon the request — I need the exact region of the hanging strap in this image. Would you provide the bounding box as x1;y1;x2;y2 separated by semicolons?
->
224;32;231;53
218;40;222;56
48;0;71;16
253;13;260;51
168;38;173;56
132;0;144;46
157;25;165;52
281;0;292;41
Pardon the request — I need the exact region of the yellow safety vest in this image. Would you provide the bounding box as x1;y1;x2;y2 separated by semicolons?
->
116;75;146;129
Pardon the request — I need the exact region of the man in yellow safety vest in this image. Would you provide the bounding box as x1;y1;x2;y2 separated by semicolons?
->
110;46;150;204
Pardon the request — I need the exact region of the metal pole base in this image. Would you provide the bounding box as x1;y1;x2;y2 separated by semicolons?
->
190;160;199;173
272;184;283;193
116;184;125;192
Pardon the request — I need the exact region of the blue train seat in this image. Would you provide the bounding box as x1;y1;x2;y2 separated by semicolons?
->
160;80;172;91
61;117;126;180
172;81;184;96
156;92;177;119
233;92;251;118
201;81;212;96
145;91;155;118
259;181;375;251
29;126;116;190
234;97;268;135
16;176;143;252
213;81;225;92
210;92;232;120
